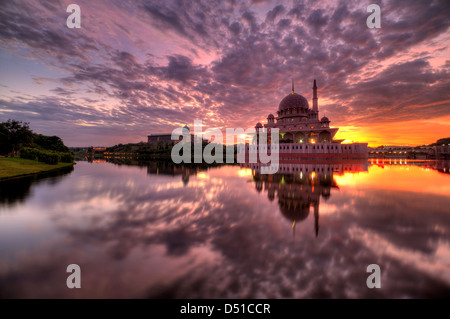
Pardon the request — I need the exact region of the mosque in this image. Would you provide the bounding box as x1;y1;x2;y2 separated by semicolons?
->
251;80;368;160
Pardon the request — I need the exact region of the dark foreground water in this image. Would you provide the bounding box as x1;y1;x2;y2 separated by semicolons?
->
1;159;450;298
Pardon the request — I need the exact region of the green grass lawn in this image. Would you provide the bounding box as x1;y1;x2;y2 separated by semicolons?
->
0;157;74;180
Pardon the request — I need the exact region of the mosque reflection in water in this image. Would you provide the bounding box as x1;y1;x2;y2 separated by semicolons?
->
242;161;369;238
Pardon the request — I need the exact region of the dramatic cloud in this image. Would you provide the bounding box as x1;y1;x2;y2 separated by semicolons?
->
0;0;449;146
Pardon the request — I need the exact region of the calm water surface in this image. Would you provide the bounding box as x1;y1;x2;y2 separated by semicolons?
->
1;159;450;298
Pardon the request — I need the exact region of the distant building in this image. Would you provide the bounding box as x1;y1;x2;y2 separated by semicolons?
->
368;145;436;159
88;146;107;154
148;125;196;145
147;133;176;144
435;144;450;159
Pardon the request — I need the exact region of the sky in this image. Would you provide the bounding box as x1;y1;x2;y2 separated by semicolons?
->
0;0;449;147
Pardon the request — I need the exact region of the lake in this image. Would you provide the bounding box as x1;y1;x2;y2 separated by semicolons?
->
1;159;450;298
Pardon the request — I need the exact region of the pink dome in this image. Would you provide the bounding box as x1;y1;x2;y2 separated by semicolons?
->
279;93;309;110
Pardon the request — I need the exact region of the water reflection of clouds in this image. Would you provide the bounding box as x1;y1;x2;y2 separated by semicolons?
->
1;161;450;298
351;227;450;287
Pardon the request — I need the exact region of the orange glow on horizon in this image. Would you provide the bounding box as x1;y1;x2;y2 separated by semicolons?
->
334;115;450;147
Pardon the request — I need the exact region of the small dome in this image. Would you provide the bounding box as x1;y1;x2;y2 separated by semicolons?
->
321;116;329;122
279;93;309;111
183;124;190;131
255;122;263;128
268;114;274;119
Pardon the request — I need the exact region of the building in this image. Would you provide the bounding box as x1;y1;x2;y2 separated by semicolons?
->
87;146;107;154
250;80;368;160
435;144;450;159
148;125;195;145
368;144;441;159
264;79;336;143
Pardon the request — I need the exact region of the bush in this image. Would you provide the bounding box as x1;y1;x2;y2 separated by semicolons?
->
60;153;74;163
20;147;73;165
20;147;40;160
37;151;59;165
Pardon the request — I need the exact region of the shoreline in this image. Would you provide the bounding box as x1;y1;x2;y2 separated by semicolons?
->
0;158;75;181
